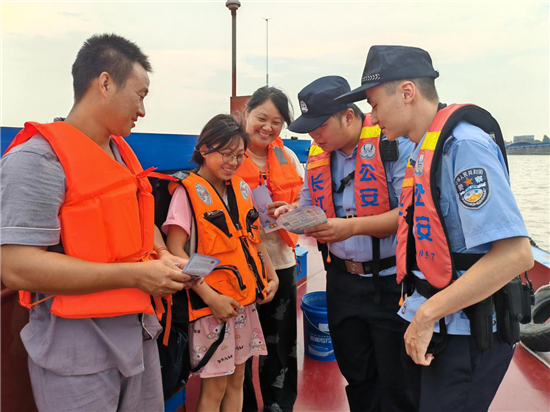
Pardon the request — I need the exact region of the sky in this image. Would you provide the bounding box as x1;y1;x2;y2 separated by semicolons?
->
1;1;549;142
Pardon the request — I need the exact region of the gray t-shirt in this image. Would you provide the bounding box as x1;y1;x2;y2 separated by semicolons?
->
0;133;162;377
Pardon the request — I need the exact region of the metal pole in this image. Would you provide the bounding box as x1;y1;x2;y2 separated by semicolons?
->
226;1;241;98
231;9;237;97
266;18;269;85
262;17;272;86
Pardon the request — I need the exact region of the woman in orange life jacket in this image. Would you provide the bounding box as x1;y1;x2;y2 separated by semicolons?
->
236;86;304;412
162;114;279;412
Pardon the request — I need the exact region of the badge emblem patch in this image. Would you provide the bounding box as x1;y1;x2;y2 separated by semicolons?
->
300;100;308;114
195;183;213;205
454;167;490;209
359;142;376;159
240;180;250;201
414;153;425;176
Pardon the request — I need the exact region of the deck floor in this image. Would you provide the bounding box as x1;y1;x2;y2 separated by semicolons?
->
183;235;550;412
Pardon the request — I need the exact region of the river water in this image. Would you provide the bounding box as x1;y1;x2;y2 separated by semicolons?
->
508;155;550;251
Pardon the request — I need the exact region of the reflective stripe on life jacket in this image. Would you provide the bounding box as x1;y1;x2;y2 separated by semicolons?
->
236;137;303;248
307;113;391;218
396;104;507;289
177;172;269;322
4;121;155;318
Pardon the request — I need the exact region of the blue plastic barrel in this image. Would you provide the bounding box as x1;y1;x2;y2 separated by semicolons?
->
301;292;336;361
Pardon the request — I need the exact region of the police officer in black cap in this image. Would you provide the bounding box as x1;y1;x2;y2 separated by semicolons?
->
284;76;416;412
336;45;534;411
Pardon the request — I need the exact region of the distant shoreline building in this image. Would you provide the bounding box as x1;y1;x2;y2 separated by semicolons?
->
513;135;535;143
507;134;550;155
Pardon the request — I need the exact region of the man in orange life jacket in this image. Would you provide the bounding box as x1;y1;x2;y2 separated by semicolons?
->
336;45;534;411
0;34;194;411
285;76;416;412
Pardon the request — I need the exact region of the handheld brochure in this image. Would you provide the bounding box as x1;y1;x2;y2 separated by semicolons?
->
276;206;327;234
251;185;281;233
182;253;221;278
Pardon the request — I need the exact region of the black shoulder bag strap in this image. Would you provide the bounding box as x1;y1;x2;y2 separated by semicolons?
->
190;322;227;373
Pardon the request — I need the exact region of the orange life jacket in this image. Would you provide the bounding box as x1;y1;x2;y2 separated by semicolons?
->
307;113;391;218
4;121;156;318
172;172;269;322
396;104;507;289
236;137;303;248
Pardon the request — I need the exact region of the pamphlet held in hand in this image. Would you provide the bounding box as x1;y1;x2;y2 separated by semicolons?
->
251;185;281;233
182;253;221;278
276;206;327;234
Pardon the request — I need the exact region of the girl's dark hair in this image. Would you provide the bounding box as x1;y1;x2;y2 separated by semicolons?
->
245;86;294;126
191;114;250;166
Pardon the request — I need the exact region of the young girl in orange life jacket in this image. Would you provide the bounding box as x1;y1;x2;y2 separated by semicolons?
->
162;114;279;412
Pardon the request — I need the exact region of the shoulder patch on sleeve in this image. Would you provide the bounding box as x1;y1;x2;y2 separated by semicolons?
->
454;167;490;209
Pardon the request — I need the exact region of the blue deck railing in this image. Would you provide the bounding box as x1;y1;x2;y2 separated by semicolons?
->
1;126;311;171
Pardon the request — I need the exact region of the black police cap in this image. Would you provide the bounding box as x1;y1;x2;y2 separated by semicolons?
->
335;45;439;104
288;76;351;134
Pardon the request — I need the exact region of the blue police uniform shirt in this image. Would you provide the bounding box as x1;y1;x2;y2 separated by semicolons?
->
300;136;414;276
398;120;529;334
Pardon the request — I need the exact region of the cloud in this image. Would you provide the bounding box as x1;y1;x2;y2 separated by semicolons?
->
57;11;88;20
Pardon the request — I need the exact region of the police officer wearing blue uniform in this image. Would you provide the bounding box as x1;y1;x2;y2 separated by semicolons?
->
286;76;417;412
336;45;534;411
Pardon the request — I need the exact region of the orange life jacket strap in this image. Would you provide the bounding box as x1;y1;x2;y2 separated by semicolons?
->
117;250;156;263
279;229;299;249
149;171;180;181
152;294;173;346
153;296;165;321
136;166;157;179
25;294;55;309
